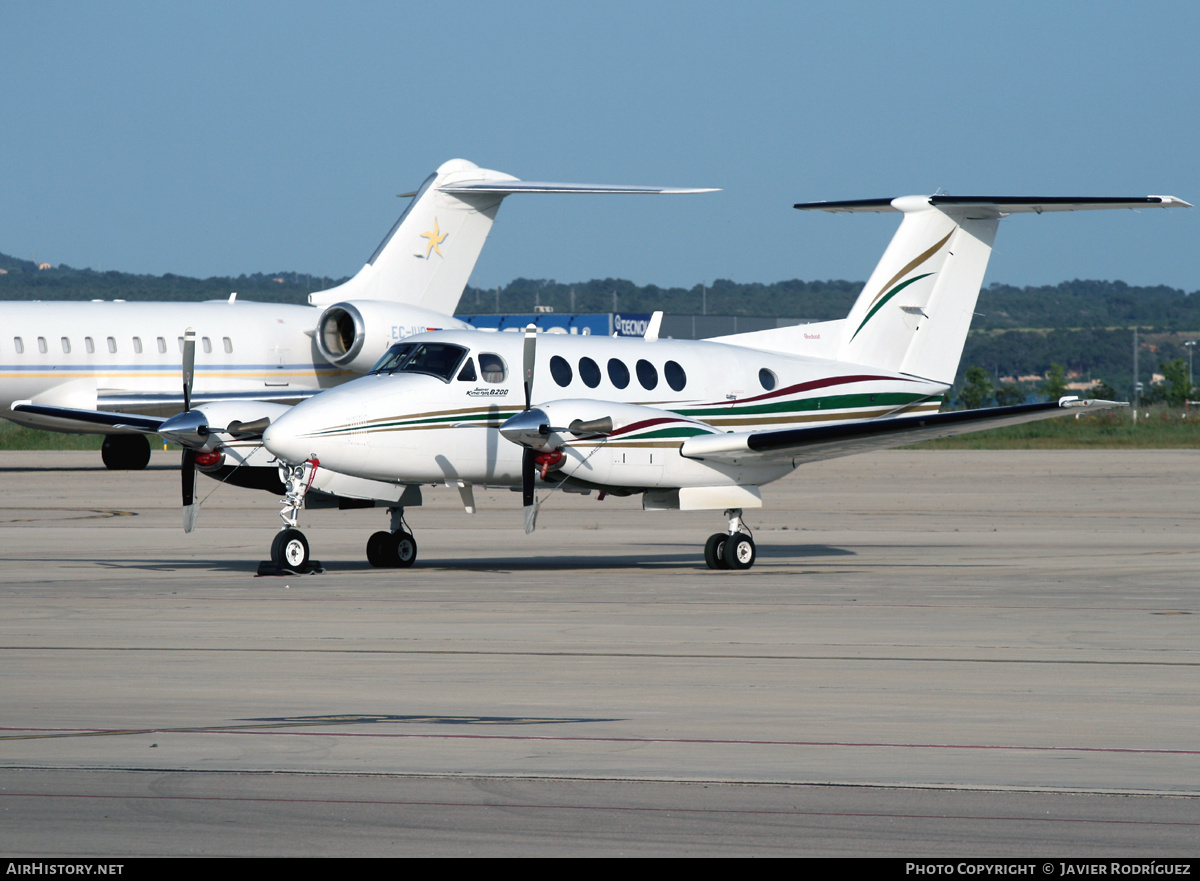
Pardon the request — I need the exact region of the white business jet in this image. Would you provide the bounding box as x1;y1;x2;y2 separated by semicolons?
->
248;193;1188;572
4;158;715;479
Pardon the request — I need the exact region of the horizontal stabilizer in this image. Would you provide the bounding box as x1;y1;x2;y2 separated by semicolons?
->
441;182;719;195
680;398;1125;465
795;195;1191;215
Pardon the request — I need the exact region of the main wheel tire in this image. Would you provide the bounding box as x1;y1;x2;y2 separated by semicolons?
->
723;532;756;570
704;533;730;570
388;531;418;568
101;434;151;470
271;528;310;571
366;531;390;567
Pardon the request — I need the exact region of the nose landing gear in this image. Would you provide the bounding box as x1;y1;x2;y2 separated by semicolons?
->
257;458;324;575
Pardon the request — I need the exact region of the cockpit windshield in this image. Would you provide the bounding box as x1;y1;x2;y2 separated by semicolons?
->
369;342;469;382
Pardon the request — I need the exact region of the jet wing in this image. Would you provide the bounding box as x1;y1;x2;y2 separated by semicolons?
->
679;399;1124;466
10;402;165;434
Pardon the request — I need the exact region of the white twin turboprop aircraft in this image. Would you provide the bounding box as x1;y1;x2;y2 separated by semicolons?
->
248;193;1188;572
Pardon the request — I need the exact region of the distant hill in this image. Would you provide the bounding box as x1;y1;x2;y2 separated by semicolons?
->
0;251;343;304
3;250;1196;394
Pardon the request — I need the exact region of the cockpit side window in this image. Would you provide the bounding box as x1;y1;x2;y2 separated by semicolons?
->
457;357;478;382
370;343;416;374
370;342;467;382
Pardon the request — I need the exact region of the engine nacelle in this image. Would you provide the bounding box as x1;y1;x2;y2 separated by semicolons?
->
314;300;467;374
506;399;715;487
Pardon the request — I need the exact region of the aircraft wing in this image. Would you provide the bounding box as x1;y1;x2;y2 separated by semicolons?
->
679;398;1124;466
10;402;166;433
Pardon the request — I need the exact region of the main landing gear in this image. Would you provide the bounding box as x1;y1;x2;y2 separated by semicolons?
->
703;508;757;571
101;434;151;470
366;507;417;568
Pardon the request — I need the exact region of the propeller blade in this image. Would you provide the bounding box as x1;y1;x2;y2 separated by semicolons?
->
181;448;198;533
522;447;535;508
522;324;536;411
521;447;539;533
182;327;196;412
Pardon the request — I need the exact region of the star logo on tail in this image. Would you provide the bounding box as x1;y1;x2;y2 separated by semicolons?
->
420;219;447;259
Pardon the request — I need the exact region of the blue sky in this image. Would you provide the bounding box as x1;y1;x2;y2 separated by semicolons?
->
2;1;1197;293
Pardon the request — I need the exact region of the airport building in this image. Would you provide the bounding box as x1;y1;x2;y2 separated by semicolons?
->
457;312;817;339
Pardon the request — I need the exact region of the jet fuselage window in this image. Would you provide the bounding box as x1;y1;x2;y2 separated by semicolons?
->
550;355;573;387
61;337;71;354
107;337;117;354
38;337;47;354
157;337;167;354
636;359;658;390
759;368;777;391
478;353;507;384
202;337;212;354
608;358;630;389
664;360;687;392
14;337;24;354
132;337;143;354
85;337;96;354
579;357;601;388
223;337;233;354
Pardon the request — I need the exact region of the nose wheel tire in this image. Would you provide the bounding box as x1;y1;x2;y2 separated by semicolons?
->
367;530;418;568
723;532;756;570
271;528;310;571
704;533;730;570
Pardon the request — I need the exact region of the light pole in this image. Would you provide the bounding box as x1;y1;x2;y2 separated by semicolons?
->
1186;340;1197;396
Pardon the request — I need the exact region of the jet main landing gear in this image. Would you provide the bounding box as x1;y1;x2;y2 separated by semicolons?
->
101;434;151;470
703;508;757;571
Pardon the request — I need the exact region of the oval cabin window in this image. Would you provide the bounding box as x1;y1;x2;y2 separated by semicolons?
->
607;358;630;389
664;360;687;392
579;357;601;388
636;359;658;390
550;355;573;387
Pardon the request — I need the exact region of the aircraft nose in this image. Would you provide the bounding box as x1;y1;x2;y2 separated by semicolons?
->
261;409;312;465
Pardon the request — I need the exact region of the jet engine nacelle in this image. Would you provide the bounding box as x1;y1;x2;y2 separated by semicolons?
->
314;300;468;374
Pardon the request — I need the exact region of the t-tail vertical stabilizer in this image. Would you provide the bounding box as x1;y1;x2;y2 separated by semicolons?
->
310;159;717;315
309;159;519;313
775;195;1189;384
